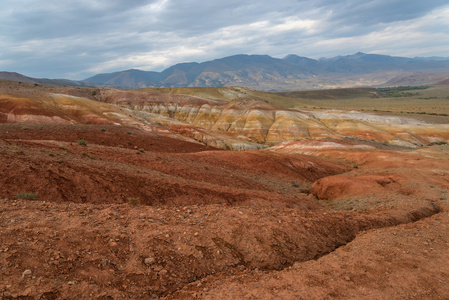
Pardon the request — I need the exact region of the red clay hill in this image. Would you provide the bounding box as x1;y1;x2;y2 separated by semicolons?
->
1;80;449;299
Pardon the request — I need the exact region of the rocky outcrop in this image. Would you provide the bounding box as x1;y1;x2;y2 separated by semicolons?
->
0;91;267;151
2;85;449;150
106;90;449;148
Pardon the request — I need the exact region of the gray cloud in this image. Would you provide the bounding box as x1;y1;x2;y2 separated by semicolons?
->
0;0;448;79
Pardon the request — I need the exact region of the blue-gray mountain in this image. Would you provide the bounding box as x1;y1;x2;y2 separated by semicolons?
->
83;53;449;91
1;53;448;91
0;71;92;88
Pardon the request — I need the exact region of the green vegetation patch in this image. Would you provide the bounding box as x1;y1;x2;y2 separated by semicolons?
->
127;197;141;206
77;139;87;146
16;192;37;200
274;88;383;100
377;86;429;97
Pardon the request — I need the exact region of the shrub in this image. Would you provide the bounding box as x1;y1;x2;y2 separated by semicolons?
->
77;140;87;146
127;197;140;206
81;152;94;159
59;145;68;150
16;192;37;200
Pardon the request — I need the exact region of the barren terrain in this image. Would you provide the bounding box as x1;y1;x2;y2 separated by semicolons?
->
1;80;449;299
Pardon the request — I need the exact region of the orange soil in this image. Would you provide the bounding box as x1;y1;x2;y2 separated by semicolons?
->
1;124;449;299
1;84;449;299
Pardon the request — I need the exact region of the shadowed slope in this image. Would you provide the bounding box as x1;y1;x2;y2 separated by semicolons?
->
0;124;351;208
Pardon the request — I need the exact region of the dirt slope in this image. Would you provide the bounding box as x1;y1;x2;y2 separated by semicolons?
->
2;126;449;299
0;124;350;208
169;209;449;299
0;198;442;299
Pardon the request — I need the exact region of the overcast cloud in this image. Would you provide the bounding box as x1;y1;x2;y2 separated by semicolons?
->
1;0;448;79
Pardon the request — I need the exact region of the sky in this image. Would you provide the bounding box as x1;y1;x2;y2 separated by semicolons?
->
1;0;448;80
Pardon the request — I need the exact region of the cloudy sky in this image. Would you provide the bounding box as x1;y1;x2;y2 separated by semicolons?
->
1;0;448;79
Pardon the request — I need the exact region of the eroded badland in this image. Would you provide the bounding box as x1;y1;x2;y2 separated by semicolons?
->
1;80;449;299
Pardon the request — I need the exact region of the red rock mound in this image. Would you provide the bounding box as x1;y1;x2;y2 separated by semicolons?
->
311;174;399;200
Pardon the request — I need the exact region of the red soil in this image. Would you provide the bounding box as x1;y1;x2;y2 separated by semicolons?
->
1;85;449;299
0;198;441;299
169;208;449;299
311;174;399;200
0;123;349;208
1;124;449;299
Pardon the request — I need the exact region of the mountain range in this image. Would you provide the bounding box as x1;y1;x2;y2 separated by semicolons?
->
2;52;449;91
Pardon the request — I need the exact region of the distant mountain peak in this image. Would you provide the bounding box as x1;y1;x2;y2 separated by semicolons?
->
283;54;317;62
81;53;448;90
3;52;449;91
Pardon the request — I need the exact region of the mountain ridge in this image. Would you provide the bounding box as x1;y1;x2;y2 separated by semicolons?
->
2;52;449;91
83;52;449;90
0;71;96;88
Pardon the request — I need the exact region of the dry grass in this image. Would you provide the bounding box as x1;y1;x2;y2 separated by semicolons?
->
135;85;449;116
137;86;309;109
283;85;449;120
